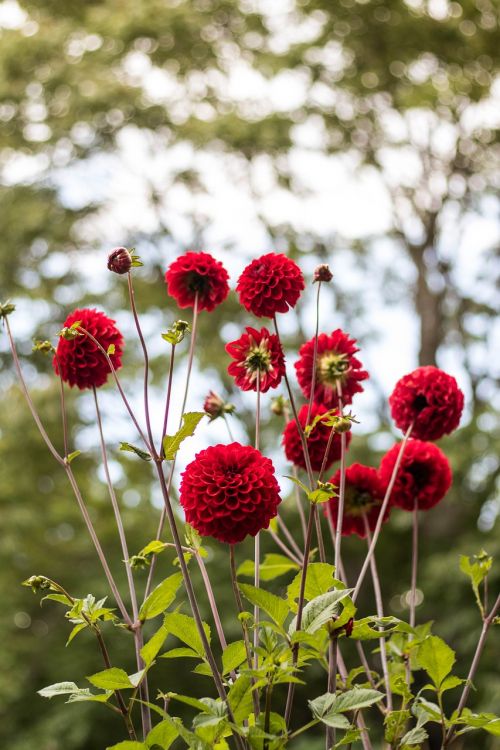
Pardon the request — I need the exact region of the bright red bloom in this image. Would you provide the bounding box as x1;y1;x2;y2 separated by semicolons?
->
236;253;304;318
295;329;368;408
324;464;387;538
389;366;464;441
282;402;351;473
226;327;285;393
165;251;229;312
53;308;123;390
379;439;452;512
179;443;281;544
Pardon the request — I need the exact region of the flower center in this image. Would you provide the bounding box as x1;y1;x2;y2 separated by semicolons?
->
408;461;431;488
413;394;428;412
186;272;209;294
245;341;272;375
345;486;376;517
317;351;350;385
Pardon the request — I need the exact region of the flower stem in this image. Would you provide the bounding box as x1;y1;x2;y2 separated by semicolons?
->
254;371;261;716
410;499;419;630
305;280;321;428
363;517;393;712
334;383;347;578
195;551;228;651
352;424;413;603
127;272;155;454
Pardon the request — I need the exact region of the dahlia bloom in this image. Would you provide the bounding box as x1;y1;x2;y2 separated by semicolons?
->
236;252;304;318
379;439;452;512
179;443;281;544
295;329;368;408
282;402;351;473
53;308;123;390
324;463;387;538
226;326;285;392
165;251;229;312
389;366;464;441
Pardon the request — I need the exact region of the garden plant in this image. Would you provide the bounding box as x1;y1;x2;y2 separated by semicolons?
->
1;249;499;750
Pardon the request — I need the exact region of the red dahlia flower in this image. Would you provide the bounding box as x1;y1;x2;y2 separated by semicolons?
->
165;251;229;312
324;464;387;538
295;329;368;408
236;252;304;318
179;443;281;544
389;366;464;441
283;402;351;473
53;308;123;390
379;439;452;512
226;326;285;392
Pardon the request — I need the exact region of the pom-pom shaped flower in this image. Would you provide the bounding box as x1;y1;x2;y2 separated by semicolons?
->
295;329;368;408
389;366;464;441
379;439;452;512
179;443;281;544
324;464;387;538
226;327;285;392
236;253;304;318
165;251;229;312
283;402;351;473
53;308;123;390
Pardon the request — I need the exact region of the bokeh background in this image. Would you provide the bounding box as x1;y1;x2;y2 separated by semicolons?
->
0;1;499;748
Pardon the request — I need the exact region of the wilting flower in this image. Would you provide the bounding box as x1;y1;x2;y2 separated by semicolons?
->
165;251;230;312
313;264;333;283
389;366;464;441
324;463;387;538
179;443;281;544
295;329;368;408
282;402;351;472
53;308;123;390
203;390;235;421
226;326;285;393
379;439;452;512
236;252;304;318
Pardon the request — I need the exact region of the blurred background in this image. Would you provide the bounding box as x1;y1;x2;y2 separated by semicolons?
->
0;0;499;748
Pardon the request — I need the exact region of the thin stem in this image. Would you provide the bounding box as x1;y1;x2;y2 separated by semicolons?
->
334;384;346;577
223;413;235;441
363;517;393;712
277;515;303;560
253;370;261;716
263;682;273;750
196;551;228;652
230;545;260;717
269;528;303;566
306;281;321;428
93;387;151;735
353;425;413;603
444;592;500;746
410;499;419;630
326;633;338;750
53;353;69;458
315;510;326;564
336;652;374;750
127;272;155;456
284;502;317;726
160;343;176;456
283;403;307;543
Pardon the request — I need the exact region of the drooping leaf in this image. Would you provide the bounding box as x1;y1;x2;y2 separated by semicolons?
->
160;647;200;660
66;690;113;704
38;682;80;698
162;412;205;460
119;442;152;461
139;572;183;621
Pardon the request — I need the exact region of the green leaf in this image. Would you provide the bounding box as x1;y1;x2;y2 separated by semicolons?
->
107;743;147;750
145;719;179;749
119;442;152;461
287;563;339;608
66;690;113;704
454;711;500;735
139;572;183;621
331;687;385;713
459;551;492;615
440;675;464;693
308;482;337;505
162;412;205;460
38;682;80;698
161;320;191;345
310;688;383;728
66;450;81;464
166;692;213;713
334;729;362;747
351;616;412;640
237;554;300;581
222;641;248;675
385;710;411;744
400;727;429;745
417;636;456;689
238;583;289;627
227;675;254;723
283;474;310;495
289;589;353;635
66;622;88;645
139;540;169;558
86;668;134;691
162;611;211;658
160;647;200;660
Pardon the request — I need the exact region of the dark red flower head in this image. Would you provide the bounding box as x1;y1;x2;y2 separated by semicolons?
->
324;464;387;538
226;326;285;393
283;402;351;473
389;366;464;441
379;439;452;512
295;329;368;409
165;251;229;312
107;247;132;275
236;253;304;318
179;443;281;544
53;308;124;390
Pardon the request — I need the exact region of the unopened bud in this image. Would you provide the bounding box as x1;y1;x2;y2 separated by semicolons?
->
335;416;353;433
271;395;289;416
22;575;51;592
33;339;54;354
313;264;333;283
203;390;235;421
0;300;16;319
108;247;133;275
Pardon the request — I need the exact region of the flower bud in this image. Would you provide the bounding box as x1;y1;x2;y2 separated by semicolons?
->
203;390;235;421
0;300;16;319
107;247;132;275
313;264;333;283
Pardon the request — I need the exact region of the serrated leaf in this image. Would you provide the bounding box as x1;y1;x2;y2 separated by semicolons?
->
162;412;205;460
38;682;80;698
222;641;248;675
417;636;456;689
120;442;152;461
440;675;464;693
239;583;289;627
385;710;411;743
139;572;183;621
66;622;88;645
287;563;339;608
227;675;254;723
107;743;146;750
145;719;179;749
162;611;211;658
160;647;200;660
460;552;492;615
66;689;113;704
400;727;428;745
289;589;353;635
237;554;300;581
334;728;362;747
86;667;133;691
